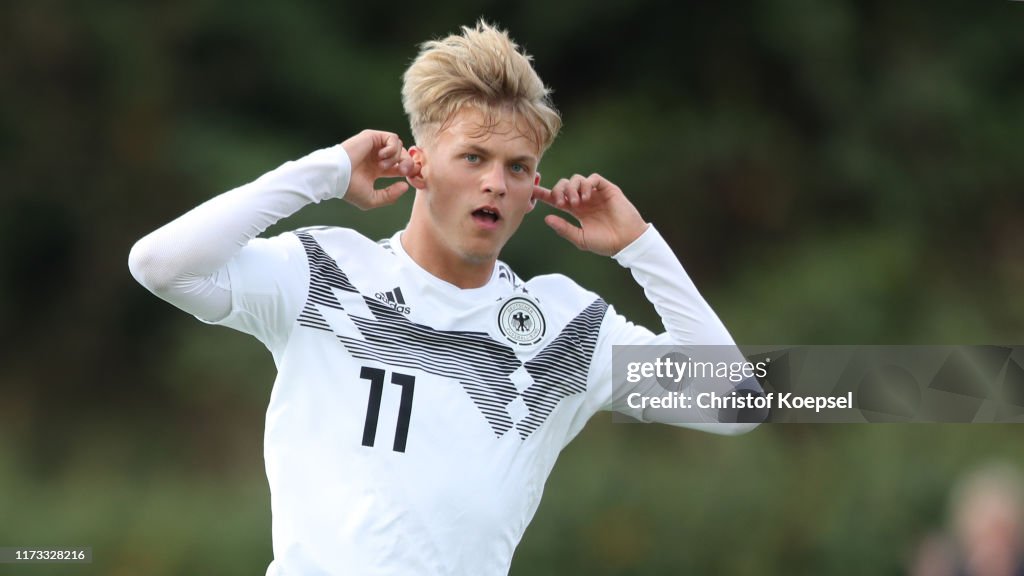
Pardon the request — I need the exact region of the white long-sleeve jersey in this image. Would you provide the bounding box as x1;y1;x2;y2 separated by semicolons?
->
128;144;753;576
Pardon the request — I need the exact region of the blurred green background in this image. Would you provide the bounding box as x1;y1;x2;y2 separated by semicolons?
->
2;0;1022;574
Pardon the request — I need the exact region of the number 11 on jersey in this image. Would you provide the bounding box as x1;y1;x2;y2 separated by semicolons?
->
359;366;416;453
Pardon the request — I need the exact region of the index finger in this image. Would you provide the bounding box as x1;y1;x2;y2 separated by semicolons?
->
532;184;562;208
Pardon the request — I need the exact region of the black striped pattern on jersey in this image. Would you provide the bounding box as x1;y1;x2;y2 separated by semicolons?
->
294;231;607;440
296;232;359;331
518;299;607;438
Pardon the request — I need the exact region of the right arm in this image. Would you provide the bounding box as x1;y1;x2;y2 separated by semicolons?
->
127;130;415;321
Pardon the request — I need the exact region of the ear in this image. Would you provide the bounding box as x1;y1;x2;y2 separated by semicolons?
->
527;171;541;212
406;146;428;190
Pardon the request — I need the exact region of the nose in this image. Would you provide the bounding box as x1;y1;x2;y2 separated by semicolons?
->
482;162;507;197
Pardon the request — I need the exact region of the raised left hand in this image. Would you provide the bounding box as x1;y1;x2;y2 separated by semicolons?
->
533;173;649;256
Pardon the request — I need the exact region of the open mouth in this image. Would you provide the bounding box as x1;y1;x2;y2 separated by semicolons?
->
472;207;501;224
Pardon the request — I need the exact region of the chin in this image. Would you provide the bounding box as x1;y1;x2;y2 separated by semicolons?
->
458;241;503;265
460;249;499;265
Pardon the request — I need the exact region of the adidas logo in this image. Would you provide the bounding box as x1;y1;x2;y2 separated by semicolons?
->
374;286;411;315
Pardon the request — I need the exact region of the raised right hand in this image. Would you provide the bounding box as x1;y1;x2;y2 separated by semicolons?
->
341;130;418;210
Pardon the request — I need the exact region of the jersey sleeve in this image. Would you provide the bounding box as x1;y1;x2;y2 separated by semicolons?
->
201;232;310;355
128;144;351;326
588;226;761;434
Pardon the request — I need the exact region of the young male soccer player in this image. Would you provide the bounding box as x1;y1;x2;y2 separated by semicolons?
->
129;20;756;576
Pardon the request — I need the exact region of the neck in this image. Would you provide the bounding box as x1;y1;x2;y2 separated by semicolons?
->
401;219;495;290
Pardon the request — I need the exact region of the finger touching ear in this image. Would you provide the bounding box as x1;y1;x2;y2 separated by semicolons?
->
529;183;551;213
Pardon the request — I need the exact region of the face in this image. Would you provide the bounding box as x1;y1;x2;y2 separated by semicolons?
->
408;108;541;267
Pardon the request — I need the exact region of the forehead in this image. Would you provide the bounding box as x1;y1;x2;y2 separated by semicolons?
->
437;108;540;158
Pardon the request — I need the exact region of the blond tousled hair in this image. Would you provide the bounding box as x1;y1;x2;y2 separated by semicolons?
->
402;20;561;153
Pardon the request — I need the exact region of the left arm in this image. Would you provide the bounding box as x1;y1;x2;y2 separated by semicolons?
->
535;174;762;434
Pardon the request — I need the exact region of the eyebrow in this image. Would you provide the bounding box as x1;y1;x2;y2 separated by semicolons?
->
460;144;537;166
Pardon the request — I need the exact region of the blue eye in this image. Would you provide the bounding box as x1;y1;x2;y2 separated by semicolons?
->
465;154;480;163
510;163;525;174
